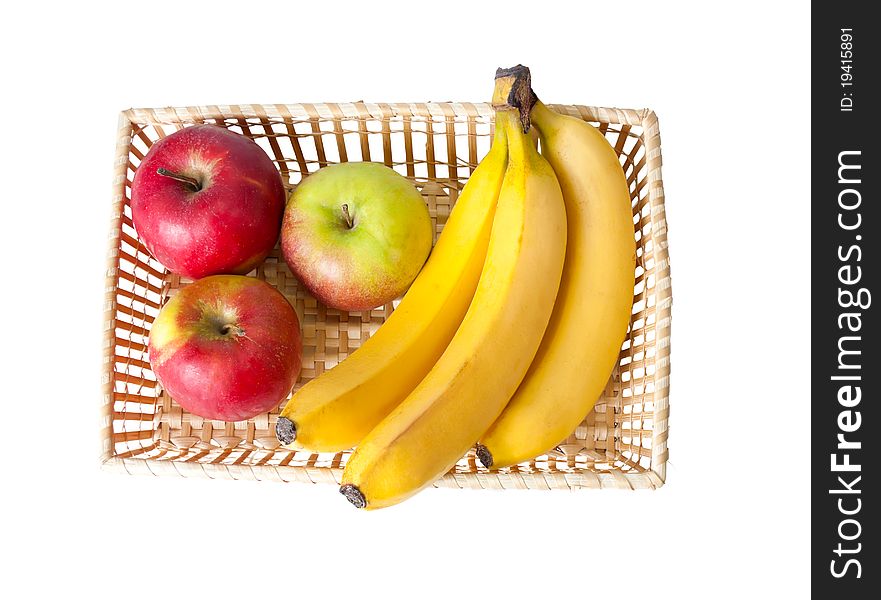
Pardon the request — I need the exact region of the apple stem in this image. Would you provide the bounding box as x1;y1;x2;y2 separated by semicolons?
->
220;324;246;337
157;167;202;192
341;204;354;229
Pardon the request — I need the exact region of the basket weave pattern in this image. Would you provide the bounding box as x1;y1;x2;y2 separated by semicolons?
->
101;102;670;490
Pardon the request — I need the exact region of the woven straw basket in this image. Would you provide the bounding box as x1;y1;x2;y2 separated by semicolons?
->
101;101;671;491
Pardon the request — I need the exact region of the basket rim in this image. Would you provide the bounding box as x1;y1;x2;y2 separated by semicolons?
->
101;455;666;490
119;102;656;128
100;102;671;491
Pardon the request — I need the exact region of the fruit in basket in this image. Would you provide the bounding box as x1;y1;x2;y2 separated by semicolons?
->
148;275;301;422
339;102;567;510
280;162;432;312
275;120;509;453
131;125;286;280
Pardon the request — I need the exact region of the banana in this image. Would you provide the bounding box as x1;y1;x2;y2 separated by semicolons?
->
477;98;636;470
339;107;567;509
275;115;509;452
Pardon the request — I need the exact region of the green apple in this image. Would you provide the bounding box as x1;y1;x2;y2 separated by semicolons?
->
281;162;432;311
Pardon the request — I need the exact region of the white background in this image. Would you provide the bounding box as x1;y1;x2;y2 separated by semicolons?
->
0;1;810;598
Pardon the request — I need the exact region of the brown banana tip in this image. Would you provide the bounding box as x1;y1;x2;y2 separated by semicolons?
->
475;444;493;469
493;64;536;133
494;64;530;81
275;417;297;445
340;484;367;509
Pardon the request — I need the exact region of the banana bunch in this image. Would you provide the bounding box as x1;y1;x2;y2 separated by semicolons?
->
476;88;636;470
340;95;568;509
277;65;634;510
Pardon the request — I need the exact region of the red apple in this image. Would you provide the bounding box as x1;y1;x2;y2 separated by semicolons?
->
148;275;301;422
281;162;432;311
131;125;286;279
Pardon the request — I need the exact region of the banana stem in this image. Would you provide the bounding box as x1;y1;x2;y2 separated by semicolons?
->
529;100;558;132
492;65;536;133
496;109;529;162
